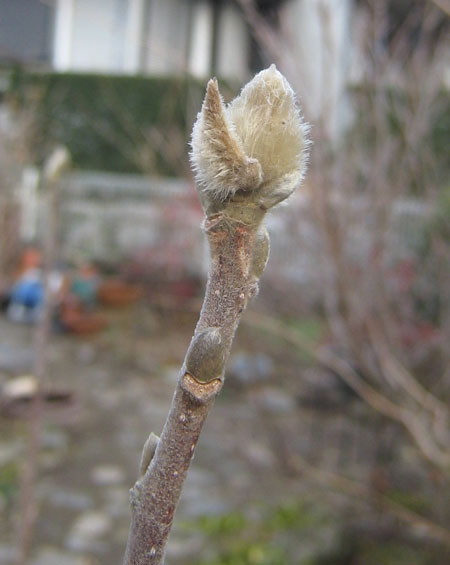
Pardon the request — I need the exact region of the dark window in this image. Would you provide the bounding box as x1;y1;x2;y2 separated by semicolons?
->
0;0;54;65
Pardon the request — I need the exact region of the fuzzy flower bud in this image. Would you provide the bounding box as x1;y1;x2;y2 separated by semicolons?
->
190;65;309;213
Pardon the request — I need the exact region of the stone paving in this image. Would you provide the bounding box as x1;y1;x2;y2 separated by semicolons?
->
0;306;315;563
0;304;446;564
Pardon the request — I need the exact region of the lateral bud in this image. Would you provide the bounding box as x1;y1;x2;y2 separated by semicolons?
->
250;227;270;281
139;432;160;476
185;327;226;383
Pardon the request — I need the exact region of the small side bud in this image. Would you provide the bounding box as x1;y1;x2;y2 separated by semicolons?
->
139;432;159;476
185;327;226;383
250;227;270;281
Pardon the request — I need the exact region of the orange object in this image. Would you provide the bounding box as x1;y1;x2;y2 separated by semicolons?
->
60;302;106;334
97;280;143;307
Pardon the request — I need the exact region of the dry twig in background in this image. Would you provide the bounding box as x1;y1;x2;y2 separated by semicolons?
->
15;148;71;565
241;0;450;471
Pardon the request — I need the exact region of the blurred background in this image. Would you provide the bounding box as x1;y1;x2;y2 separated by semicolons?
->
0;0;449;563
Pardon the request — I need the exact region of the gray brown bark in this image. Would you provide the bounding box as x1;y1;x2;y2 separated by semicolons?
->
123;211;266;564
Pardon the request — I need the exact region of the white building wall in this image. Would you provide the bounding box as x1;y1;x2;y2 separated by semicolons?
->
123;0;146;73
188;0;214;78
144;0;191;74
52;0;250;81
71;0;127;72
216;3;249;82
53;0;75;71
281;0;353;140
57;0;128;73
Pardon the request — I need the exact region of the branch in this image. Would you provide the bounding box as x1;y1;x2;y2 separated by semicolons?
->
123;66;309;564
289;452;450;547
429;0;450;17
15;147;70;565
366;319;450;446
258;406;450;548
244;311;450;469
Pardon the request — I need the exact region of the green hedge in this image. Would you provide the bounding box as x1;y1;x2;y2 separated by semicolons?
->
7;69;215;175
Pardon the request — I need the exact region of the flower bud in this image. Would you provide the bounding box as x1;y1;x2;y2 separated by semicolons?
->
190;65;309;212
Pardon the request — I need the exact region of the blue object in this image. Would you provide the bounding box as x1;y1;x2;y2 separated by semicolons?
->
10;278;44;309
